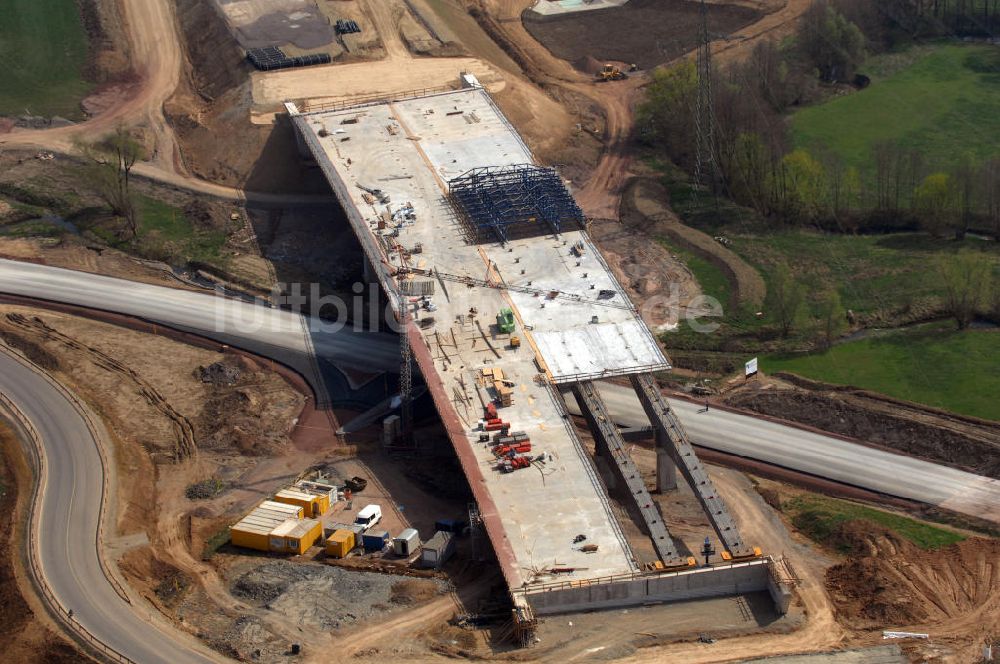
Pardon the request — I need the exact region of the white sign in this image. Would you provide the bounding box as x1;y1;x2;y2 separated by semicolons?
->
745;357;758;377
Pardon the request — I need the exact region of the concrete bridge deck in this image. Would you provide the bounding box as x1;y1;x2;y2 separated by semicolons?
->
290;83;675;590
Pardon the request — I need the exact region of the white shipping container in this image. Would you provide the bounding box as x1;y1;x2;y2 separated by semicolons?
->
393;528;421;556
420;531;455;568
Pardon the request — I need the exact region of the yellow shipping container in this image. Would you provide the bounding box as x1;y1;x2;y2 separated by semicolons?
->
325;529;355;558
273;489;320;517
271;518;323;555
231;501;303;552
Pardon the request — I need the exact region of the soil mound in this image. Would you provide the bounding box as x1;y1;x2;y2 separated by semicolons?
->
826;522;1000;631
726;386;1000;479
575;55;605;76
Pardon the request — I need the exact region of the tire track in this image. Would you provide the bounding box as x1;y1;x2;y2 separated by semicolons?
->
3;313;198;461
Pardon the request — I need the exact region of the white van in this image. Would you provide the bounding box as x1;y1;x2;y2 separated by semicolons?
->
354;504;382;530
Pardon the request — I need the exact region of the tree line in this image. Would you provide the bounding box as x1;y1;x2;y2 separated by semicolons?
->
637;0;1000;240
839;0;1000;43
764;251;997;340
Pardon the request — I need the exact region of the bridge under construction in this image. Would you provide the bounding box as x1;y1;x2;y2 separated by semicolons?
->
287;76;790;626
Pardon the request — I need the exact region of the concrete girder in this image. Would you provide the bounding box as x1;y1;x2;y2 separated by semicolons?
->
572;380;684;565
629;373;751;557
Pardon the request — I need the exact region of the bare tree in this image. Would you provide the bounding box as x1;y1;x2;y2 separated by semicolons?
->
75;125;144;240
818;289;846;347
952;155;977;240
937;251;992;329
983;156;1000;242
766;263;805;337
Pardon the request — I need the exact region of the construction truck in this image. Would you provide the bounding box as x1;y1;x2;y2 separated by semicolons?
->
596;64;627;82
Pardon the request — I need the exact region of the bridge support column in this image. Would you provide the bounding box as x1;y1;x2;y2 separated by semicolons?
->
572;381;681;563
656;427;677;492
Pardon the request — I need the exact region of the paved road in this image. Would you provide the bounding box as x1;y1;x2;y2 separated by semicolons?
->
0;349;220;663
3;259;998;523
2;257;999;664
0;259;400;394
580;383;1000;524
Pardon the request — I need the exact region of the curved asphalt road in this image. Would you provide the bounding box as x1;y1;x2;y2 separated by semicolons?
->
0;349;219;663
0;259;400;394
581;384;1000;524
2;259;998;523
1;258;999;663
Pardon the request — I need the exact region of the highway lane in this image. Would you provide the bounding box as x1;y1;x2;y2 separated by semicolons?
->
3;257;998;522
1;253;998;664
0;349;220;663
0;259;401;390
582;383;1000;524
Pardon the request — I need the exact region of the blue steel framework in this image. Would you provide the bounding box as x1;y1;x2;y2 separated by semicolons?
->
448;164;585;244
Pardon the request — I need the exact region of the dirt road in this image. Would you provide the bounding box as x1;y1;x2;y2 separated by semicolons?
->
359;0;409;60
0;0;183;172
713;0;812;65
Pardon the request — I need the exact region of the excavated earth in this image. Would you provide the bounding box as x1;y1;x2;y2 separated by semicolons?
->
725;377;1000;480
826;522;1000;659
522;0;764;70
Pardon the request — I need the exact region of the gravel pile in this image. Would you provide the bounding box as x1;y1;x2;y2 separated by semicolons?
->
212;615;284;661
185;478;228;500
231;561;444;631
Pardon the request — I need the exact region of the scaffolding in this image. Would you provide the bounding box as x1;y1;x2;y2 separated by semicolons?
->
448;164;585;244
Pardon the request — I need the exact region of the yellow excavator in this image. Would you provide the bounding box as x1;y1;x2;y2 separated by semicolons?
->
596;63;628;82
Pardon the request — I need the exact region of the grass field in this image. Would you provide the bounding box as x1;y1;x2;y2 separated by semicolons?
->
782;492;966;551
136;196;227;265
791;44;1000;174
765;322;1000;421
657;239;732;307
739;231;1000;318
0;0;92;118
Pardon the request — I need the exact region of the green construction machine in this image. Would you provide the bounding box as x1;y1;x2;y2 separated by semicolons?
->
496;307;516;334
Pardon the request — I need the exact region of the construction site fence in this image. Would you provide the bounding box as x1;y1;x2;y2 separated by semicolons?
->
514;557;773;597
0;378;138;664
552;363;671;385
299;84;457;114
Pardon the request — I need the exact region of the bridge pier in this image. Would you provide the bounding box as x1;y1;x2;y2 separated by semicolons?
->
615;425;676;492
630;373;753;558
572;380;682;564
656;428;678;492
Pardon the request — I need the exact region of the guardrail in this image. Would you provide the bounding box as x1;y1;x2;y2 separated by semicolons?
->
291;114;404;317
552;362;671;385
299;84;457;114
0;377;137;664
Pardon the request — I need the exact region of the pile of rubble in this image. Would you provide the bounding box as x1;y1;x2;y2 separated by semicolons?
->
197;361;241;387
